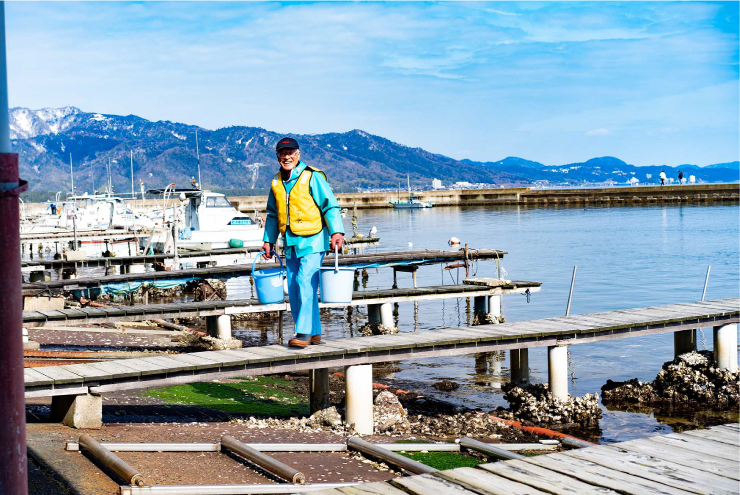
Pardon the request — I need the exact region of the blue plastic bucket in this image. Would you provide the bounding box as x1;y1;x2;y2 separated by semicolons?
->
252;252;286;304
320;247;355;304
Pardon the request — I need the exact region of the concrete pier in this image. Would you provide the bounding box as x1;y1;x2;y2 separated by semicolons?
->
548;345;569;400
510;348;530;388
368;302;394;329
488;295;502;322
308;369;331;414
713;324;738;371
206;315;232;340
674;329;697;357
344;364;373;435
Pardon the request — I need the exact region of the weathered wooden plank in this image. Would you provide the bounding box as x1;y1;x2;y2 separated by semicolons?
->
648;434;739;462
391;473;481;494
566;445;740;495
164;353;224;370
24;368;54;386
88;361;141;379
137;356;194;374
438;467;550;495
681;428;740;447
35;310;68;319
479;459;620;495
525;452;694;495
612;440;739;480
335;482;410;494
29;366;86;384
114;358;170;375
60;363;114;381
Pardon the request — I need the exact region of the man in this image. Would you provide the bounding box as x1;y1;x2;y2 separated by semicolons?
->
262;137;344;348
678;170;683;185
659;170;667;186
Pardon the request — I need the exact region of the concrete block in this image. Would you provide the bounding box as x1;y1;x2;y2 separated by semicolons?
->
23;295;65;311
64;250;87;261
51;394;102;429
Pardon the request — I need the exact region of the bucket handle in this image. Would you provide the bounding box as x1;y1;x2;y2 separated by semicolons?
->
252;251;283;275
334;244;339;272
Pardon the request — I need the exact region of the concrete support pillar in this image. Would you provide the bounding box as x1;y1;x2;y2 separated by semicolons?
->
510;348;530;388
206;315;232;340
473;296;487;315
50;394;102;429
309;368;331;414
344;364;373;435
548;345;569;400
488;295;502;322
368;303;393;328
713;324;738;371
673;329;697;357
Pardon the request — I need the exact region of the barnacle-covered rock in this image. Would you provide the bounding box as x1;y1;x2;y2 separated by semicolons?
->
503;383;601;427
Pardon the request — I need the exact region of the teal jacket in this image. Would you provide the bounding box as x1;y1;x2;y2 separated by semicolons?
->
263;161;345;258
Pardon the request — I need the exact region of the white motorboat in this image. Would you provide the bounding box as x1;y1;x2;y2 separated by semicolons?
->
144;187;264;253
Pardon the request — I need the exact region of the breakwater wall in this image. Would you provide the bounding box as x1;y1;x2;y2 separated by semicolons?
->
230;183;738;212
21;184;738;216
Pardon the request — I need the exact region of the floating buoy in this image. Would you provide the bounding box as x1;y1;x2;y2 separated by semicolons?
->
449;236;460;245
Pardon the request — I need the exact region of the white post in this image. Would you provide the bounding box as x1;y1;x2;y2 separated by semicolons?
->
548;345;569;400
127;264;146;274
344;364;373;435
206;315;232;340
674;330;696;357
510;348;529;388
488;295;501;322
368;302;393;328
309;368;330;414
713;324;738;371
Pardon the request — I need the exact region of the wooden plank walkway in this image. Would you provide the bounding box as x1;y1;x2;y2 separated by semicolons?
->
23;298;738;398
23;282;540;327
306;423;740;495
21;247;260;269
22;248;507;291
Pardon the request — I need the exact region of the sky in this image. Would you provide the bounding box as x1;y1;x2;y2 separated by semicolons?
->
5;1;739;166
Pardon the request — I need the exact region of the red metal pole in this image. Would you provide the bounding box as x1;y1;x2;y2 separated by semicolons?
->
0;1;28;492
0;153;27;494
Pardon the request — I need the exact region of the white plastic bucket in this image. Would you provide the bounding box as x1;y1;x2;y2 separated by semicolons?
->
252;252;285;304
320;246;355;303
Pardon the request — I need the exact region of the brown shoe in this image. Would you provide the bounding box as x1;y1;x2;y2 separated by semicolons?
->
288;337;309;348
309;335;321;345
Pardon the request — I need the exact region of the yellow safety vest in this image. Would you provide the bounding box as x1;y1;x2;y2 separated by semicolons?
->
271;166;326;236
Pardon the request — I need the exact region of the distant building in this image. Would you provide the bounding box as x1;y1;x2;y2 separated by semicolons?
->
432;178;443;189
629;177;639;186
689;175;696;184
454;181;472;187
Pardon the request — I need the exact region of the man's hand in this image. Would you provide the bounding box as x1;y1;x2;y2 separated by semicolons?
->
262;242;274;259
330;233;344;253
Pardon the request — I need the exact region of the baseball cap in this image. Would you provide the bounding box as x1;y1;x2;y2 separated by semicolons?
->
276;137;299;151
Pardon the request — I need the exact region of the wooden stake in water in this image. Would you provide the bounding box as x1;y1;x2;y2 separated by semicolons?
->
701;266;711;301
565;266;577;316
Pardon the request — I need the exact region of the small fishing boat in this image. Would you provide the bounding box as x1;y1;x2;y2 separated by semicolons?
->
390;176;434;209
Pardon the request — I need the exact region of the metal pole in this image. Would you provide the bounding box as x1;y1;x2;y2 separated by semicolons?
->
459;438;526;461
701;265;711;301
69;152;74;196
0;3;28;492
195;130;202;189
79;434;145;486
120;483;358;495
221;436;305;484
130;150;135;198
347;437;437;475
565;265;577;316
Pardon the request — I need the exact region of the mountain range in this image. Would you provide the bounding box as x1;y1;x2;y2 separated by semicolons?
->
9;106;739;195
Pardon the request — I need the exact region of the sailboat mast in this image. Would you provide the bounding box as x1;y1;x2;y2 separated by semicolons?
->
195;130;202;190
107;157;112;196
130;151;135;198
69;152;74;196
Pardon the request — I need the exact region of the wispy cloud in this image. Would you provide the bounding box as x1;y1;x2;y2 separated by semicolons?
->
586;128;612;136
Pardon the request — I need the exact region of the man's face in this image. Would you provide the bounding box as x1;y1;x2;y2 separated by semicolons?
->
277;149;300;172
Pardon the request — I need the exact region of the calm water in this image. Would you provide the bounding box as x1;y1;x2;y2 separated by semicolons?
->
230;202;740;442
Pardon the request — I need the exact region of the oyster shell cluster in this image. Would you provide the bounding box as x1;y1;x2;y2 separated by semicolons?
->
502;383;601;427
601;350;739;408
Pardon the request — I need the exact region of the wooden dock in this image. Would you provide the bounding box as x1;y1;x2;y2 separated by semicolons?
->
22;282;540;327
21;247;260;270
22;248;507;292
23;298;738;398
304;423;740;495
